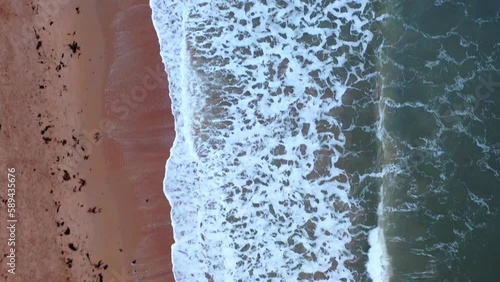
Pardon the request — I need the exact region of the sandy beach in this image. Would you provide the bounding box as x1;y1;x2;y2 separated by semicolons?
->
0;0;175;281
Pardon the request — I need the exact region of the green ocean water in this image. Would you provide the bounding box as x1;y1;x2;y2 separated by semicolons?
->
373;0;500;280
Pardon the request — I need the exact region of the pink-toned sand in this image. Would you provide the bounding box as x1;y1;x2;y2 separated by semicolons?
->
0;0;175;281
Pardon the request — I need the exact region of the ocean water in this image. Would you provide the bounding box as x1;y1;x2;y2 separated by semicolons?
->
150;0;500;281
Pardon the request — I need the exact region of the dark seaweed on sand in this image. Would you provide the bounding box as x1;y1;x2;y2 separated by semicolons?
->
68;41;80;53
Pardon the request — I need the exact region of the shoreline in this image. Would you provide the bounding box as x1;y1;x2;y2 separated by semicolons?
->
0;0;174;281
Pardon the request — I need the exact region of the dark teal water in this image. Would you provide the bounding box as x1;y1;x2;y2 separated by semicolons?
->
374;0;500;281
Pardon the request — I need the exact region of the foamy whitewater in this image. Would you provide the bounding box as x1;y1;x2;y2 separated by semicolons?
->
151;0;500;281
150;0;386;281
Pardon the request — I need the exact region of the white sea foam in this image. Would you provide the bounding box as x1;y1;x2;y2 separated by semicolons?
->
366;227;390;282
150;0;383;280
366;191;390;282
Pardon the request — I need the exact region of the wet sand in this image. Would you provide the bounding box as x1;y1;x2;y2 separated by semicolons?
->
0;0;174;281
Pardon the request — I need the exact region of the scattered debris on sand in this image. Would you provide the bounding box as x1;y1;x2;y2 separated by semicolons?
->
68;41;80;54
